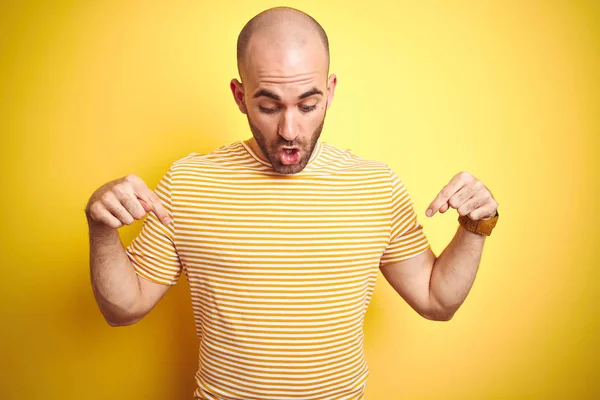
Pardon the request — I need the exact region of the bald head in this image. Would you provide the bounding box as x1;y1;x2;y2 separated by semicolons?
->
229;7;338;175
236;7;330;81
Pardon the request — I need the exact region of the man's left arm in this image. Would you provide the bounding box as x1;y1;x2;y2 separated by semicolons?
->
380;171;498;321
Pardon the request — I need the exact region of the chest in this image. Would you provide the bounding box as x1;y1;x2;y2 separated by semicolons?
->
173;173;392;273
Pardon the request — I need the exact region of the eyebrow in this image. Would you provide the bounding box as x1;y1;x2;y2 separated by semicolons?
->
299;87;323;100
252;87;324;101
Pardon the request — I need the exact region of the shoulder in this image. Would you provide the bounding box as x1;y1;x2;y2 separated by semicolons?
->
165;141;251;174
318;143;413;197
320;142;392;175
154;141;249;187
173;141;245;167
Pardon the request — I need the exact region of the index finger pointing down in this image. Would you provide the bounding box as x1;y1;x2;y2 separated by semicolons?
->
137;191;171;226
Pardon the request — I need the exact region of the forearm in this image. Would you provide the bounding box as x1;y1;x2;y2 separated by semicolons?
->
87;219;142;326
428;225;486;320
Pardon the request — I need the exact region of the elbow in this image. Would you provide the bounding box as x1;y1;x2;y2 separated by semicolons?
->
419;306;456;322
435;308;458;321
106;316;142;327
103;310;143;327
430;312;455;322
420;312;454;322
97;296;146;327
106;318;124;327
423;293;458;321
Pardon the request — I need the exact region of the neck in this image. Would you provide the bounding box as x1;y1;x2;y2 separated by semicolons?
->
246;137;269;162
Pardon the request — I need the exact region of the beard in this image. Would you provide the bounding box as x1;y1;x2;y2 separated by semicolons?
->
246;113;326;175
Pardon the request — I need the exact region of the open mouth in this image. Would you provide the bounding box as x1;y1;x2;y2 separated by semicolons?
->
279;147;300;164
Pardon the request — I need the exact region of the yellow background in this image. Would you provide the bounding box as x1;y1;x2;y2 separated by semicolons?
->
1;1;599;399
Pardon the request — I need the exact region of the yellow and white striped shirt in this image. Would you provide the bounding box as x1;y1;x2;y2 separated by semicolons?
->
126;139;430;400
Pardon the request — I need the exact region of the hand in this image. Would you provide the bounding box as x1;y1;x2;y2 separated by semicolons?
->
425;171;498;221
85;174;172;229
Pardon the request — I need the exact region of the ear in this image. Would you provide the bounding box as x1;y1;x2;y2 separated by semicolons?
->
325;74;337;110
230;78;247;114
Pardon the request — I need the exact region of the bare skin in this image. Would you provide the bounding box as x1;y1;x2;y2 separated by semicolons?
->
230;8;499;321
87;7;498;327
86;7;340;327
380;170;498;321
230;7;337;175
85;174;173;326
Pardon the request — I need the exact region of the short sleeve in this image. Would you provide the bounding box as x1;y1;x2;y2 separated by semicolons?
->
125;166;182;285
380;167;431;267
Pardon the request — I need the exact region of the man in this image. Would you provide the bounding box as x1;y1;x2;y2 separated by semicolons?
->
85;6;499;400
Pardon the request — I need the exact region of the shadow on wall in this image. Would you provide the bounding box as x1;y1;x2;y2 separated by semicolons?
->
147;276;199;399
74;258;199;399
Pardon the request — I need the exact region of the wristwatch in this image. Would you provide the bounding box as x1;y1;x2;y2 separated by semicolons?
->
458;210;499;236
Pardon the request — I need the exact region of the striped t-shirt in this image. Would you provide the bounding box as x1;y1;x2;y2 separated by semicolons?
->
125;139;430;400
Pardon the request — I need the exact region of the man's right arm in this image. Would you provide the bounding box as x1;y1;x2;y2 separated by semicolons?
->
85;174;173;327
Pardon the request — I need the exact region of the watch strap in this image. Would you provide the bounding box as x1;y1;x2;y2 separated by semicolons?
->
458;210;499;236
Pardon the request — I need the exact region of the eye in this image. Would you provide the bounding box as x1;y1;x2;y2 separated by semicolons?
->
300;104;318;113
259;106;278;114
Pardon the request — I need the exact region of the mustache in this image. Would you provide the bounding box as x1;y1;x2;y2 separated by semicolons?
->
276;140;304;148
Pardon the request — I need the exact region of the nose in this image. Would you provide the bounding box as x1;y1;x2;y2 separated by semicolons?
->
278;109;298;142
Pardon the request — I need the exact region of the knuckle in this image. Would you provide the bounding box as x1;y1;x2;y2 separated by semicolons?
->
112;184;125;197
100;192;113;204
110;220;123;229
125;174;139;183
117;214;134;226
130;200;146;219
88;202;102;216
132;208;146;220
466;187;475;199
116;207;135;224
98;215;114;227
120;195;133;208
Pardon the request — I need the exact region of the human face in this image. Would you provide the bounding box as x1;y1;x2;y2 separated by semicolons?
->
247;108;325;174
231;36;337;174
